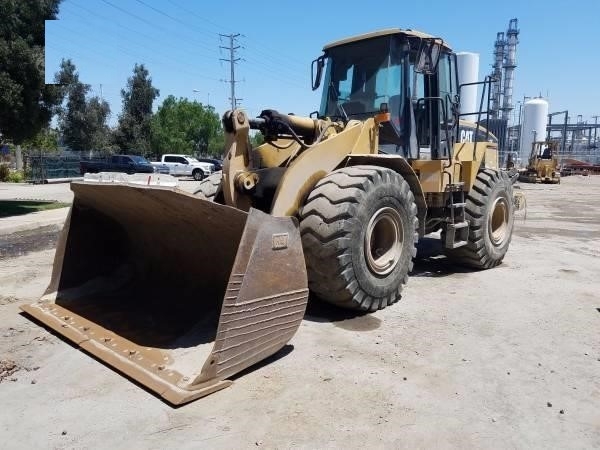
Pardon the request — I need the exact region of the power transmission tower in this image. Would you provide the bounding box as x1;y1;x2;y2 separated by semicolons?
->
220;33;242;110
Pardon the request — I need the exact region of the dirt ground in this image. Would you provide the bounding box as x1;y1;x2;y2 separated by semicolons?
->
0;176;599;449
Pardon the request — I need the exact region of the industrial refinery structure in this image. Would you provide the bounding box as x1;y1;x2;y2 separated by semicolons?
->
482;19;522;165
507;99;600;168
470;18;600;169
490;19;519;122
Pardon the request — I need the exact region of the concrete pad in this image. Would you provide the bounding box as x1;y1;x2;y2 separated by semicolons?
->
1;175;599;448
0;182;74;203
0;207;69;235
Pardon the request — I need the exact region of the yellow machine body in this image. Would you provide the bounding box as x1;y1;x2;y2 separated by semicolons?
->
22;28;514;404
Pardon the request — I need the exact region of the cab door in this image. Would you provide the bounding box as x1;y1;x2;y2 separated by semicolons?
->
176;156;190;176
164;155;179;175
112;155;127;172
437;52;458;159
412;48;457;161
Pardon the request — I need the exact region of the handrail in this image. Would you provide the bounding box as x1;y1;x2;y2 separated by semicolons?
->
415;96;453;184
458;76;495;159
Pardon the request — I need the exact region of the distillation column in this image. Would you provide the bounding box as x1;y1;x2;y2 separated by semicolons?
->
501;19;519;121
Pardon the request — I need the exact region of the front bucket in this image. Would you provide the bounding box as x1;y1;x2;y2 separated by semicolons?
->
21;178;308;405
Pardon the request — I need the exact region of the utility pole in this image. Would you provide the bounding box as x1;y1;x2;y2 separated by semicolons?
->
220;33;242;110
193;89;210;108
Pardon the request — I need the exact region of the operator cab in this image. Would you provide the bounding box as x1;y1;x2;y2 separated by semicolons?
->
312;29;459;161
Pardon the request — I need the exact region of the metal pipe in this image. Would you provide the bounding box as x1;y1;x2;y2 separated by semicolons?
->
562;112;568;155
547;110;568;155
517;96;531;155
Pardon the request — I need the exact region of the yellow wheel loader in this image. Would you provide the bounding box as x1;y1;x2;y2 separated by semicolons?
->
22;29;516;404
519;140;561;184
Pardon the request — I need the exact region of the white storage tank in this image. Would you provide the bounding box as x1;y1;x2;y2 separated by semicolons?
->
519;98;549;164
456;52;480;122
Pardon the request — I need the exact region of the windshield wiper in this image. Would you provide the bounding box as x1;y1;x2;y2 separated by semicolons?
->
329;81;348;122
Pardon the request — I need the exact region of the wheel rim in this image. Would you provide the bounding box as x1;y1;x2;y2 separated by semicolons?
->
489;197;509;246
364;207;403;276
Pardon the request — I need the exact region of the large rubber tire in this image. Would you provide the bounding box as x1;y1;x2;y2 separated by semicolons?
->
193;171;223;201
299;166;418;311
445;169;514;269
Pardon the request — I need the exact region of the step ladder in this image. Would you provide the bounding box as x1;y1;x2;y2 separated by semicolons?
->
444;183;469;249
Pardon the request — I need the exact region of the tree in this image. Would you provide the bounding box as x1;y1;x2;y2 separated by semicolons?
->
151;95;221;157
84;97;112;150
250;132;264;147
21;128;59;152
54;59;111;151
56;60;88;149
0;0;63;144
115;64;159;154
208;130;225;158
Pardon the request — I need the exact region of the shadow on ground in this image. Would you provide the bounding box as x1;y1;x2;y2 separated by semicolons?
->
0;200;69;218
303;236;477;327
411;237;475;278
230;344;295;381
304;298;379;329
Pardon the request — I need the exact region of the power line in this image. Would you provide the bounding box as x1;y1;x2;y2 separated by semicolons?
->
65;3;218;62
242;39;307;72
166;0;224;33
49;31;221;83
132;0;220;42
242;58;307;89
70;1;310;95
99;0;217;55
59;10;218;67
45;43;121;72
59;1;316;112
166;0;307;72
220;33;242;110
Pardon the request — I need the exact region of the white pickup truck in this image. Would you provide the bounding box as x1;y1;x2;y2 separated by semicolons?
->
152;154;214;180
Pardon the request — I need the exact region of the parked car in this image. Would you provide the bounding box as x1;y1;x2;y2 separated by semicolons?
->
80;155;155;175
151;154;214;180
196;158;223;172
152;163;170;175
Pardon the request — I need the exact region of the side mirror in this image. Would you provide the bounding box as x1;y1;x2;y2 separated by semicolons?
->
311;55;325;91
415;38;443;75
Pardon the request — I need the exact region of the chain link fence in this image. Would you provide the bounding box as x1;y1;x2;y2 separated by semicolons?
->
23;151;113;184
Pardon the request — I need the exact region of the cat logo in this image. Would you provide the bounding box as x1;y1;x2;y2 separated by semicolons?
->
460;129;474;142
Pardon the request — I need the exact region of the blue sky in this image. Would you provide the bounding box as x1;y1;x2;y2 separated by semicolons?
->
45;0;599;127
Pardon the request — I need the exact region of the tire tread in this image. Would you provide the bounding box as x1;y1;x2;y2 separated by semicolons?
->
300;165;418;310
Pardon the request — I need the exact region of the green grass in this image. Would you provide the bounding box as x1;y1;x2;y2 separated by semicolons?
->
0;200;71;218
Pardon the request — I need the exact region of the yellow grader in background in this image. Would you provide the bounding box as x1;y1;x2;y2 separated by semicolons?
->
519;140;561;184
22;29;516;404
